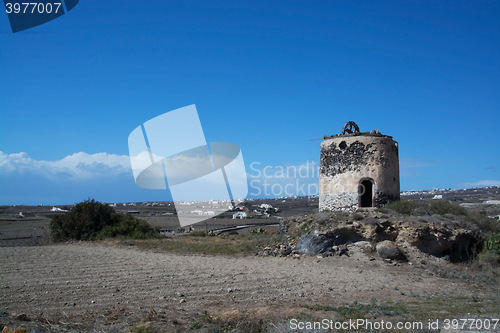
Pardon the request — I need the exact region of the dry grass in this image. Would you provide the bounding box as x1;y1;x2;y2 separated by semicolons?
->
194;293;500;333
130;232;275;255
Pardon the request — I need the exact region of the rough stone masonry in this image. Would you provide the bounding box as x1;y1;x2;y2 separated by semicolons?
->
319;121;400;211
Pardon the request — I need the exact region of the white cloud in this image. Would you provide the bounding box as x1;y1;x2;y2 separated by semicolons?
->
0;151;132;180
456;180;500;188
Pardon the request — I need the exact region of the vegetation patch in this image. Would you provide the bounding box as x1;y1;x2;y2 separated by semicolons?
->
386;200;417;215
129;325;155;333
187;229;207;237
299;294;500;326
467;213;500;235
303;298;410;320
97;213;161;240
201;310;265;333
131;232;274;255
484;233;500;255
49;199;160;242
428;200;468;216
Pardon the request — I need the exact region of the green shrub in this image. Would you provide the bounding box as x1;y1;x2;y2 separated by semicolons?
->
49;199;115;242
386;200;416;215
188;229;207;237
467;213;500;234
429;200;467;216
485;233;500;255
476;250;500;266
250;227;267;234
190;321;203;329
98;213;160;239
49;199;160;242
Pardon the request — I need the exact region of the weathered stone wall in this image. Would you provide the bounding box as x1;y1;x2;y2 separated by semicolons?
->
319;134;400;211
319;192;358;212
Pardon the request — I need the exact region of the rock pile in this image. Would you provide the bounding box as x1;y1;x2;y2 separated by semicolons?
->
257;209;483;263
258;243;296;257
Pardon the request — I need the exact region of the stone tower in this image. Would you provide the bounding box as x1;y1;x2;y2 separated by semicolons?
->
319;121;400;211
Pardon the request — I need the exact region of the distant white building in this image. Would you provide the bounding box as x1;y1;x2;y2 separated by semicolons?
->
485;200;500;205
51;206;68;212
233;212;247;219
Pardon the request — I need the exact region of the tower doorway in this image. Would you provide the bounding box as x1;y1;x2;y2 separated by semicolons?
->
358;179;374;207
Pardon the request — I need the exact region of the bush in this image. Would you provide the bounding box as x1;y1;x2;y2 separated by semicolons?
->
49;199;115;242
250;227;267;234
98;213;160;239
467;213;500;235
188;230;207;237
49;199;160;242
429;200;467;216
386;200;416;215
190;321;203;329
476;250;500;265
485;233;500;255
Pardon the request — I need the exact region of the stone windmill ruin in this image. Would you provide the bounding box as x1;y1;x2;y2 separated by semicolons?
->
317;121;400;211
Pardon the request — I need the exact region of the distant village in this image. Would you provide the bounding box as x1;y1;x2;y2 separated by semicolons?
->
107;199;282;220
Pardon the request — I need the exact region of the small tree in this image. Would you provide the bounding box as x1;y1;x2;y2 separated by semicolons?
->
49;199;115;242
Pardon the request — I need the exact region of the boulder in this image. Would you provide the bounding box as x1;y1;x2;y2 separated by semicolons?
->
295;230;338;255
376;240;404;260
348;241;373;253
279;245;292;256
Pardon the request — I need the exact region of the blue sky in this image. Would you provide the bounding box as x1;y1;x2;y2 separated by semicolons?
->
1;0;499;205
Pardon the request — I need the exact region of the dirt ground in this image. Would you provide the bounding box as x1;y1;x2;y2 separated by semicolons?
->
1;189;499;332
1;241;498;332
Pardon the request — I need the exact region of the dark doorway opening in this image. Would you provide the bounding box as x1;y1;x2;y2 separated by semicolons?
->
359;179;373;207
